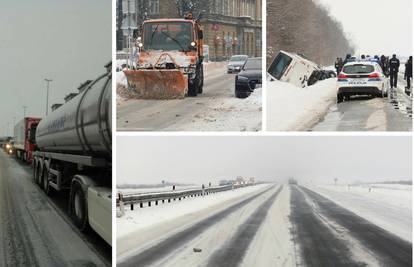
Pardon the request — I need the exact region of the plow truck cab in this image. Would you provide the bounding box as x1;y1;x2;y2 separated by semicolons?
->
123;13;204;99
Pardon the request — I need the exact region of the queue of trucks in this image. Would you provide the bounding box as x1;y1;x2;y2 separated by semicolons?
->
2;63;112;246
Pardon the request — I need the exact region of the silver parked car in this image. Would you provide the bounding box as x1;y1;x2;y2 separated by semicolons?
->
227;55;248;74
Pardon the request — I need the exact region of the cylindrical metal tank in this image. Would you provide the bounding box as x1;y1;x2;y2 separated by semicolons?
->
36;72;112;157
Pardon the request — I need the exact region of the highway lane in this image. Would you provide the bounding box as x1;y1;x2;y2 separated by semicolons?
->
291;186;412;266
117;185;283;267
0;150;110;267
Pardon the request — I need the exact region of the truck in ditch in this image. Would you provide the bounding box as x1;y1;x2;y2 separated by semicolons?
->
14;117;41;163
123;13;204;99
32;63;112;245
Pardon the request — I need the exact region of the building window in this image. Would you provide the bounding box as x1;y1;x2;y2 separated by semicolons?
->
149;0;159;15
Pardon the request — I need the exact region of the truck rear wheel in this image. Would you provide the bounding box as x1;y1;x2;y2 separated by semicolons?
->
70;181;88;231
41;167;51;195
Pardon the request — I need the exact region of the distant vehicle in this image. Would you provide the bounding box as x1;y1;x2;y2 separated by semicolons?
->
267;51;319;88
288;178;298;185
3;139;14;155
227;55;248;74
337;61;389;103
219;180;232;186
235;57;262;98
13;117;41;163
0;136;12;148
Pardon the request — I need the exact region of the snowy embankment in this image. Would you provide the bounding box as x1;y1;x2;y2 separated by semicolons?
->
307;183;412;242
117;183;270;239
267;78;337;131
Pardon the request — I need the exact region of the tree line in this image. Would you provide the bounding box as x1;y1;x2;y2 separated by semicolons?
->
267;0;355;66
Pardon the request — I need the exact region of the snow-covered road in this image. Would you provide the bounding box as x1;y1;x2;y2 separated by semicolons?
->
117;181;412;266
116;62;261;131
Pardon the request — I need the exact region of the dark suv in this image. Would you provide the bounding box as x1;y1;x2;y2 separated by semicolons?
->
235;57;262;98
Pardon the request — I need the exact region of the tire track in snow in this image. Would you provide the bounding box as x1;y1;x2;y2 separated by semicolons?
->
301;186;412;267
206;185;283;267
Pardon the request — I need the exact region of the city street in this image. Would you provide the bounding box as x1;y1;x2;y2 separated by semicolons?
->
116;64;262;131
0;150;110;267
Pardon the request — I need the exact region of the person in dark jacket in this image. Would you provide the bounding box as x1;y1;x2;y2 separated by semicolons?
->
405;56;412;89
334;57;343;75
343;54;352;65
389;54;400;88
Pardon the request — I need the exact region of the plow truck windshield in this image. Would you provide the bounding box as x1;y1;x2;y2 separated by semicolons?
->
143;21;193;52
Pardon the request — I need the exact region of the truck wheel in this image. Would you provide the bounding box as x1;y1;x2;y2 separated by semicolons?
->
33;160;38;182
41;168;51;195
188;82;198;97
70;181;88;231
36;162;43;185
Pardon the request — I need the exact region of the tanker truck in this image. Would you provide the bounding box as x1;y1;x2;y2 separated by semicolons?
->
123;12;204;99
32;62;112;245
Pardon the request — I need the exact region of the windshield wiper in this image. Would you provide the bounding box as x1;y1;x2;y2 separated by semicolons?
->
160;31;187;52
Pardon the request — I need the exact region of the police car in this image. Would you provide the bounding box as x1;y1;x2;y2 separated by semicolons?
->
337;61;389;103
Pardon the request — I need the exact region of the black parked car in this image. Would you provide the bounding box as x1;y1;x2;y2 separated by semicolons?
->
235;57;262;98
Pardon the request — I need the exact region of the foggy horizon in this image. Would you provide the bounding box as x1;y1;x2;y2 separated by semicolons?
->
0;0;111;136
117;136;412;186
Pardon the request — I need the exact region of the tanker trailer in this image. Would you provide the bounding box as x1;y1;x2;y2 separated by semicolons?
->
33;63;112;245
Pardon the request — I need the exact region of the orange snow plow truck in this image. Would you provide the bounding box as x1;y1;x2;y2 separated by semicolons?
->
124;13;204;99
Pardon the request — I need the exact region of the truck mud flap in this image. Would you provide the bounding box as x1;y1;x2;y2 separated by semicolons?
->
123;69;188;99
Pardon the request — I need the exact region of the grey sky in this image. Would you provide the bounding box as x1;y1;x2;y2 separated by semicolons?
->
0;0;111;136
316;0;412;56
117;136;412;185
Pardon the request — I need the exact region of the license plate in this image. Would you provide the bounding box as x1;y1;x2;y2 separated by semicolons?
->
348;79;367;85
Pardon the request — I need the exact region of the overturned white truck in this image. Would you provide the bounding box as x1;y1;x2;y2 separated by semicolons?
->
33;63;112;245
267;51;335;87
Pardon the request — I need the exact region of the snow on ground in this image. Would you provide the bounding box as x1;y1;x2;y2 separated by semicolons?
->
242;186;296;267
267;78;337;131
307;183;412;242
176;87;262;131
117;184;270;239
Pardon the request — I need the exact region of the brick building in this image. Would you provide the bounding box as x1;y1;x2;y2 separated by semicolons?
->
117;0;262;61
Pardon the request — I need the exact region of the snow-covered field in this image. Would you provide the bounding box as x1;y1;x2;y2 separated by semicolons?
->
117;183;270;240
307;183;412;242
266;78;337;131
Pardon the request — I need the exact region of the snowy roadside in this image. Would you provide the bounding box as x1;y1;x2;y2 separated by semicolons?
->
267;78;337;131
117;183;271;239
305;183;412;242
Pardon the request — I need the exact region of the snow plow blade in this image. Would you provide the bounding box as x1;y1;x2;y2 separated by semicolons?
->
123;69;188;99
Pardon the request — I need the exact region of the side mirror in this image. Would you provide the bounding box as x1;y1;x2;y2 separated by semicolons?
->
198;30;203;40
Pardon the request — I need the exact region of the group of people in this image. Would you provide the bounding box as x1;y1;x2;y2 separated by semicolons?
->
334;54;413;92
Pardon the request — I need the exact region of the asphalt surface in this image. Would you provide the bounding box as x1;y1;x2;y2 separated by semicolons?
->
312;74;412;131
291;185;412;266
118;185;282;267
117;67;261;131
0;150;110;267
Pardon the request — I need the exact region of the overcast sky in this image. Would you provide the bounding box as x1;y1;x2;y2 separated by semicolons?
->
316;0;412;56
0;0;110;136
117;136;412;186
